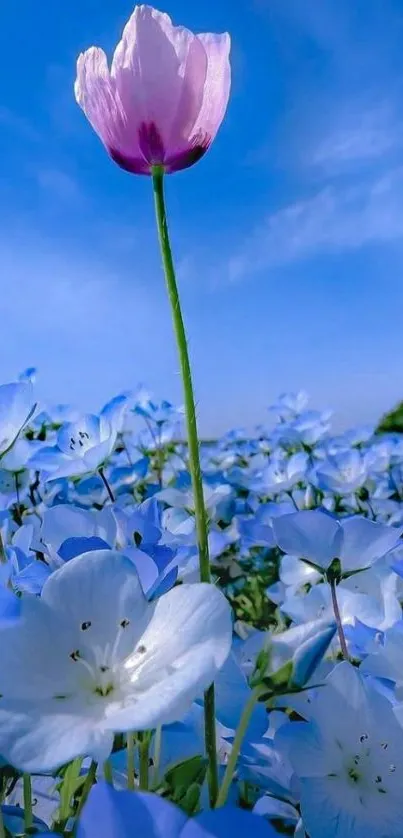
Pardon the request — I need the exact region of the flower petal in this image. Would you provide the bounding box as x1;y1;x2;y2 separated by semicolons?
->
41;550;149;661
77;782;186;838
0;697;113;773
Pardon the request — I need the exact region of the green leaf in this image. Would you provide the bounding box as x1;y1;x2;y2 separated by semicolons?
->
164;755;207;791
181;782;202;815
271;660;293;689
249;647;271;687
58;757;83;822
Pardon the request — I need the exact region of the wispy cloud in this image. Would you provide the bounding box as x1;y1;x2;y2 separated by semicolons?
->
34;167;83;201
226;167;403;282
308;102;403;173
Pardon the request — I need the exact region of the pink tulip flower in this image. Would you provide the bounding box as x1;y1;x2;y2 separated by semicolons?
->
75;5;231;175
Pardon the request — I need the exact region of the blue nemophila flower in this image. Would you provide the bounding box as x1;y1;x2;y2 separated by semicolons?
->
38;503;116;564
312;449;368;496
254;792;305;837
251;452;309;497
361;622;403;696
239;711;302;817
282;662;403;838
276;573;400;636
0;381;36;457
158;474;233;520
30;397;128;481
234;505;275;551
1;805;48;835
30;413;119;480
1;437;43;474
273;509;402;575
74;782;279;838
133;395;184;426
269;390;309;421
0;550;232;772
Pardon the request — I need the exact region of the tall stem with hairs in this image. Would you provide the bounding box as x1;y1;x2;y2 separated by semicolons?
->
151;166;218;806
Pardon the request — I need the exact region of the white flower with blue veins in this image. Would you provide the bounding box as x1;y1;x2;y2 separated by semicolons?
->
273;509;402;574
0;550;232;773
29;414;119;480
282;662;403;838
312;449;368;495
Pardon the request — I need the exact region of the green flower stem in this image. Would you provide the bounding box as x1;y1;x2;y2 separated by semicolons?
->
151;167;218;805
151;169;211;583
127;733;135;791
329;577;349;661
23;773;33;835
216;687;261;808
138;736;150;791
0;806;5;838
74;761;97;826
103;760;113;785
152;725;162;787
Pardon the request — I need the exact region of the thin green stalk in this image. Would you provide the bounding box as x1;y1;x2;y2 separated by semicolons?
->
329;577;349;661
74;761;97;826
138;737;149;791
103;760;113;785
23;773;33;835
216;687;260;808
127;734;135;791
58;757;83;827
152;725;162;787
151;167;218;805
0;807;5;838
151;168;210;583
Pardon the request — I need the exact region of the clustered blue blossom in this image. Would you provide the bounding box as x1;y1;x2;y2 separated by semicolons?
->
0;378;402;837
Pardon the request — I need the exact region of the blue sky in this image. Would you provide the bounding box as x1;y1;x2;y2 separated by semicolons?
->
1;0;403;434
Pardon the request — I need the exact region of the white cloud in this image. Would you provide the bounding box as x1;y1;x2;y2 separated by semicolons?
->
226;167;403;281
35;168;83;201
309;102;402;172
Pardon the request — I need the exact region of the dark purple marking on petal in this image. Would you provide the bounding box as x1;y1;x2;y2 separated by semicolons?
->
165;132;212;174
138;122;166;165
109;127;211;176
108;147;150;176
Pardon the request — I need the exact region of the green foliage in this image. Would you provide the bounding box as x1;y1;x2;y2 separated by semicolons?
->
213;549;280;629
377;400;403;434
160;755;208;814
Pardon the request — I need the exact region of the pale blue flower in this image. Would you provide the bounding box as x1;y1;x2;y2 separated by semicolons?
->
75;782;278;838
0;550;232;772
273;509;402;574
312;449;368;495
283;662;403;838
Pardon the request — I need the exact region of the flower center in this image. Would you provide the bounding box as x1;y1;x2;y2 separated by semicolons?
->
330;733;396;798
64;619;148;705
69;430;92;453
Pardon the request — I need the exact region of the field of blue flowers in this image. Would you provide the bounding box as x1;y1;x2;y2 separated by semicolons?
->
1;5;402;838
